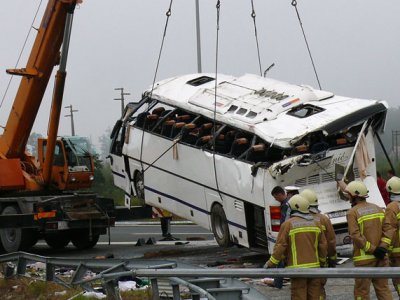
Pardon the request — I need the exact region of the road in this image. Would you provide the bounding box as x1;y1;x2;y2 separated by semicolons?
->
28;222;399;299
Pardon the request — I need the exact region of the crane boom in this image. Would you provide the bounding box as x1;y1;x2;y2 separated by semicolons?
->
0;0;76;159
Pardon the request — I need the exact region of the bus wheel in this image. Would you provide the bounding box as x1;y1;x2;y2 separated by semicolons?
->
45;233;70;249
211;204;232;247
135;172;145;200
0;206;23;253
71;230;99;250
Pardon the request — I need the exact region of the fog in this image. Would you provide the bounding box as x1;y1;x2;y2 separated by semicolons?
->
0;1;399;148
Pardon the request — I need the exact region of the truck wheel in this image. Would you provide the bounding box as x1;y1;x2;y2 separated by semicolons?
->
0;206;23;252
71;231;99;250
211;204;232;248
134;172;145;200
45;233;70;249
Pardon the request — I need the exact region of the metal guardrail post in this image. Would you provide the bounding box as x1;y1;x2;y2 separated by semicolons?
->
171;282;180;300
151;278;160;300
103;280;122;300
16;257;26;276
46;263;55;281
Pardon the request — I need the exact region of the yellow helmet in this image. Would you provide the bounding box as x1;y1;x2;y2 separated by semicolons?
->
345;181;369;198
289;195;310;214
300;189;318;207
386;176;400;194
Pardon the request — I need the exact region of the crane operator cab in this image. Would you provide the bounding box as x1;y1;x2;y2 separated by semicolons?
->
37;136;94;190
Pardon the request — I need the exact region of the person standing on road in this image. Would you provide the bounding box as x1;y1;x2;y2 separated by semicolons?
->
265;195;327;299
381;176;400;297
270;186;290;289
285;185;300;200
345;181;393;300
377;172;390;206
300;189;336;300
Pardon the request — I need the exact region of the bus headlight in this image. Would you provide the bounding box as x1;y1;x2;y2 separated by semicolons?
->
89;175;94;181
70;177;76;182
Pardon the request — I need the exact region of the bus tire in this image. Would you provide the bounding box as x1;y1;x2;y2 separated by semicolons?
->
0;206;25;253
71;230;99;250
211;204;232;248
45;233;70;249
134;171;145;200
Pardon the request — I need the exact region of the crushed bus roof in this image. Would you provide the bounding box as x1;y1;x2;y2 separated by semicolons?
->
149;73;388;149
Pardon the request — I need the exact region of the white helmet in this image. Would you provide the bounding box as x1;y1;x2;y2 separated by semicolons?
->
289;195;310;214
300;189;318;207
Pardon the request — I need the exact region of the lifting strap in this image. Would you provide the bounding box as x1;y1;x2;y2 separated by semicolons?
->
139;0;174;173
291;0;322;90
250;0;263;76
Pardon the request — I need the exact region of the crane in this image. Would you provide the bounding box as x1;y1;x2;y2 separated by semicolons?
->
0;0;114;252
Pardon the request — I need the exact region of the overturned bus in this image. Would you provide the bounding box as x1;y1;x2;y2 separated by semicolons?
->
109;73;387;252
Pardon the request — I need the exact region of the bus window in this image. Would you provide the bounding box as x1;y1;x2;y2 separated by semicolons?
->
245;137;269;163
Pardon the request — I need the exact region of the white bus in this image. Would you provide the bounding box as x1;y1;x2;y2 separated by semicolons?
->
109;73;388;251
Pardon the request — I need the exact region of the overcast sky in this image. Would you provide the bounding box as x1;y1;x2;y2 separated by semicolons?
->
0;0;399;149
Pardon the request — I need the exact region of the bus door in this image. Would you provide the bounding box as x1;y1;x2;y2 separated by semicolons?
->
109;120;128;195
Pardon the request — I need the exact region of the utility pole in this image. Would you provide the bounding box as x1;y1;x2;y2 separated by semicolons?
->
64;104;78;136
195;0;202;73
114;88;130;117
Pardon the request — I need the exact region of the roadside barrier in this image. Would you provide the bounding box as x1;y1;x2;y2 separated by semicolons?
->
0;252;399;300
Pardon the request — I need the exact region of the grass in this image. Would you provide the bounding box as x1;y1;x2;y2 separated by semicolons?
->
0;277;152;300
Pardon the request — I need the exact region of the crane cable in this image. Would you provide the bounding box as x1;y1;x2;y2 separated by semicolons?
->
250;0;263;77
139;0;174;173
212;0;224;202
0;0;43;109
291;0;322;90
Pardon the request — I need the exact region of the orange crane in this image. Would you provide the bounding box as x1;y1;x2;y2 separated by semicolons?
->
0;0;114;252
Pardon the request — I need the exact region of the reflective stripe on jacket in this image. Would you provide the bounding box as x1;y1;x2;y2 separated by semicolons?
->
347;201;385;266
267;215;327;268
312;212;337;261
382;201;400;257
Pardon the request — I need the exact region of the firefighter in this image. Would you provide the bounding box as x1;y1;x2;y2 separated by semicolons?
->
300;189;336;300
381;176;400;297
345;181;392;300
265;195;327;300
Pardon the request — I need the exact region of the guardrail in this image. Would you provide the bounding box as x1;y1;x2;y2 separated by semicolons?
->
1;252;400;300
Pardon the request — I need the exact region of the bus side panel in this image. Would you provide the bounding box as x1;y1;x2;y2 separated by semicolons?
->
128;131;217;229
212;154;266;247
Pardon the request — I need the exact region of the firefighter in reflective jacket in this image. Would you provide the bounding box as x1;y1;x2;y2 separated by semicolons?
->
381;176;400;297
300;189;336;299
265;195;327;300
345;181;392;300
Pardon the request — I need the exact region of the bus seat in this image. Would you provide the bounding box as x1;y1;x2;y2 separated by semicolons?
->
214;134;229;153
230;138;249;157
310;141;329;153
181;124;198;144
176;114;191;122
171;122;186;138
144;114;159;130
161;120;176;137
160;109;172;118
199;123;213;137
152;107;165;116
336;138;347;145
266;147;284;162
196;135;213;147
136;112;149;128
246;144;267;163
